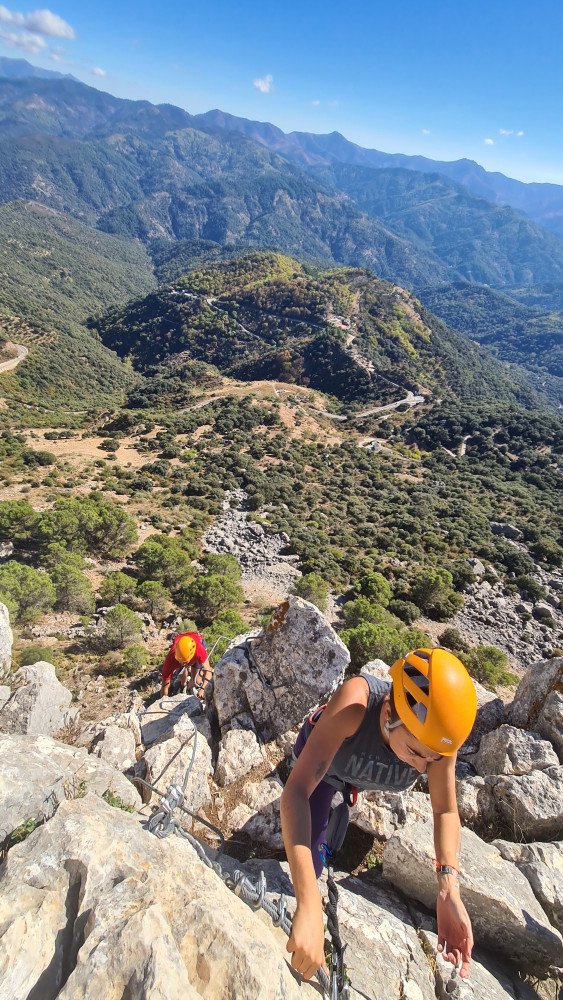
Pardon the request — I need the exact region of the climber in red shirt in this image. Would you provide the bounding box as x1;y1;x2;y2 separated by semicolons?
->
160;632;212;701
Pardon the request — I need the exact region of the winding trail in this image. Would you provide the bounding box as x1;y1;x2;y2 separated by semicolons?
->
0;343;28;373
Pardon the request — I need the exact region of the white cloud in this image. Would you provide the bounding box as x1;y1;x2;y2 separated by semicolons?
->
25;9;74;38
0;6;75;56
311;99;320;106
253;73;273;93
484;138;494;145
517;130;524;136
91;66;106;76
421;128;430;134
499;128;514;136
0;25;46;51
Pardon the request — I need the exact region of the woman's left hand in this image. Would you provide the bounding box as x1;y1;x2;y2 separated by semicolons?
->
436;891;473;978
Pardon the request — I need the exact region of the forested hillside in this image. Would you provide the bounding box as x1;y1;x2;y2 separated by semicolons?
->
96;251;547;408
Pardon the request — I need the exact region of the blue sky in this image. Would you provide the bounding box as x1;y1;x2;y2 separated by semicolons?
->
1;0;562;183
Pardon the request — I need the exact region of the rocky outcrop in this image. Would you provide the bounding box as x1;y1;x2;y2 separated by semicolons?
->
0;732;140;841
77;709;142;751
509;656;563;758
0;601;12;681
489;522;523;541
491;766;563;840
214;596;349;740
383;817;563;973
215;728;266;787
203;490;301;602
0;794;317;1000
0;661;78;737
91;724;137;770
351;788;432;839
474;724;559;776
140;693;212;747
493;839;563;935
143;714;213;819
228;776;284;849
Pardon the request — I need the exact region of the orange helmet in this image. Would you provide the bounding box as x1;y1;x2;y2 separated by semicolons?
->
389;648;477;756
176;635;196;663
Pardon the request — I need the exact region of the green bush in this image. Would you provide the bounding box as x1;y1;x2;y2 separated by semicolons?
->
51;564;95;613
19;644;58;666
437;628;469;653
136;580;171;618
122;643;149;676
340;622;430;672
0;562;55;622
201;553;242;581
460;645;518;690
99;571;137;607
514;576;547;603
387;599;421;625
103;604;143;649
291;572;329;612
35;495;137;559
181;574;244;624
203;609;249;663
134;535;194;594
356;572;392;607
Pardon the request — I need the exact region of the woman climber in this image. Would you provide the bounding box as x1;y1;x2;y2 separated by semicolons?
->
281;647;477;982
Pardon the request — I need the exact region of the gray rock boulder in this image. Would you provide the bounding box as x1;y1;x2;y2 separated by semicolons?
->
77;709;142;750
215;728;266;787
460;680;506;755
456;776;497;829
493;840;563;935
0;601;12;680
360;658;391;681
383;817;563;973
0;684;10;710
140;693;211;748
0;732;140;841
489;522;523;541
491;765;563;840
467;557;486;576
0;661;78;737
474;724;559;776
419;928;540;1000
92;724;137;770
0;794;317;1000
228;776;284;849
509;656;563;758
351;788;432;839
214;597;349;740
143;715;212;819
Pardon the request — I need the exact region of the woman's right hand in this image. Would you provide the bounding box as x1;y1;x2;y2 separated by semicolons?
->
286;899;328;981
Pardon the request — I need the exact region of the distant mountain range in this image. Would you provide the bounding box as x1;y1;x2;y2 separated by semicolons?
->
0;57;77;83
195;110;563;240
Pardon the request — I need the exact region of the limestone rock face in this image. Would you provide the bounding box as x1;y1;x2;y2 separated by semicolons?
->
0;602;12;680
140;694;210;748
419;929;540;1000
350;788;432;839
0;685;10;710
0;732;140;840
491;765;563;840
360;658;391;681
493;840;563;935
0;661;78;737
215;728;266;787
92;724;137;771
455;776;497;829
143;715;212;818
460;681;506;755
474;724;559;777
509;656;563;757
77;710;142;750
0;795;316;1000
383;817;563;973
214;597;349;740
228;776;284;849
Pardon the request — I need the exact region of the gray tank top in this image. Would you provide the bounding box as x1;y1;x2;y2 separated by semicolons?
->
310;675;419;792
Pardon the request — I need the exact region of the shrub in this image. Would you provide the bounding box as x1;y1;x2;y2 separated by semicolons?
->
99;571;137;607
291;572;329;612
339;622;430;672
104;604;143;648
460;645;518;690
514;576;547;603
0;499;37;544
35;496;137;559
437;628;469;653
0;562;55;622
19;644;58;666
356;572;392;607
387;599;420;625
201;553;242;581
342;597;390;629
51;565;95;614
122;643;149;676
134;535;194;594
136;580;171;618
203;609;249;663
181;574;244;624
